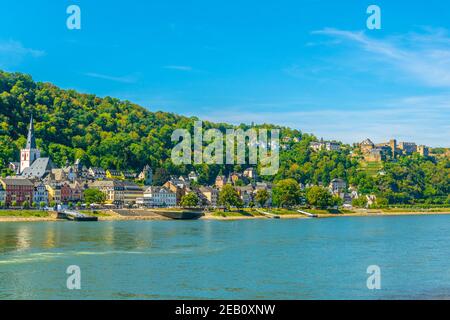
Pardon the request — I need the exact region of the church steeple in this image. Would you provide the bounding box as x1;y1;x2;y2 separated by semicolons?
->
26;115;36;149
20;115;40;173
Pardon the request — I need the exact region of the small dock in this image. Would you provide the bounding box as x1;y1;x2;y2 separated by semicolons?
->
57;210;98;222
256;209;280;219
296;210;319;218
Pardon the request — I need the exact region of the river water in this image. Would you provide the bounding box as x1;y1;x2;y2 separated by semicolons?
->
1;215;450;299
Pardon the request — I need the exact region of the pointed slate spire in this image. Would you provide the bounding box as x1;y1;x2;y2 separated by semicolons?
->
26;115;36;149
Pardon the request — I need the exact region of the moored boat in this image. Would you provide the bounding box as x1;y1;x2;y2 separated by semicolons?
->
155;210;204;220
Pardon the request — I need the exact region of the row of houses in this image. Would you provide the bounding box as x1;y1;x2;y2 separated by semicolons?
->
0;176;160;208
0;175;350;208
0;169;270;208
310;139;341;152
0;178;87;206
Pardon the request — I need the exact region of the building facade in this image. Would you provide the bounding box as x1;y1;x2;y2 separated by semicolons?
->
199;186;219;207
163;179;188;205
329;178;347;195
398;142;417;155
0;178;34;206
90;180;124;206
0;184;5;204
143;186;177;207
45;184;61;204
138;165;153;186
33;182;49;206
122;181;143;205
418;145;429;157
215;175;227;189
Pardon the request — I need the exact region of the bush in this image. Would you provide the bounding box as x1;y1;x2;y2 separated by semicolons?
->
352;197;368;208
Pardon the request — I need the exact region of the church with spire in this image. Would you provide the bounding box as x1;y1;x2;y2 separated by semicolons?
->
20;115;41;173
20;115;54;180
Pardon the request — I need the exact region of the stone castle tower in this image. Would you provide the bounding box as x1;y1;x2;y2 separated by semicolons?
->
20;115;41;173
389;139;397;158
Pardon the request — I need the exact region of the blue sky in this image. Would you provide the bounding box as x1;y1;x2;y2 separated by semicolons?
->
1;0;449;147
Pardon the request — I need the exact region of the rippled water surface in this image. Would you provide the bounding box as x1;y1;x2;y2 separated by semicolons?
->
1;216;450;299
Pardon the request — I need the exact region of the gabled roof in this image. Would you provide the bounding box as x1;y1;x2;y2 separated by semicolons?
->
21;158;54;179
331;178;346;183
360;138;374;146
0;177;34;187
144;186;174;194
90;179;120;187
199;186;218;193
89;167;106;174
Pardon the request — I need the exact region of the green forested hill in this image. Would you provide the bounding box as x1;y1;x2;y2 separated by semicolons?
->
0;70;211;170
0;70;449;205
0;70;301;183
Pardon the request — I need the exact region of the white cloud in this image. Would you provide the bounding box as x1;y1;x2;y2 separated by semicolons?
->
0;40;45;68
312;28;450;88
84;72;137;83
163;65;193;72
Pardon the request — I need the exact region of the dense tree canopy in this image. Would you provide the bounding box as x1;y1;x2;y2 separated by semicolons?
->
180;193;200;207
219;184;243;210
272;179;302;207
83;188;106;205
255;189;270;207
305;186;335;209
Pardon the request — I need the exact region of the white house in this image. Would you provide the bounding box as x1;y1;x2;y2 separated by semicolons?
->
329;178;347;195
243;167;257;180
143;186;177;207
325;142;340;151
188;171;199;182
33;182;49;206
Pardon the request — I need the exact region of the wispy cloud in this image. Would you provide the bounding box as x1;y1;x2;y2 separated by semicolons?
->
84;72;138;83
312;28;450;88
0;40;45;68
201;94;450;147
163;65;194;72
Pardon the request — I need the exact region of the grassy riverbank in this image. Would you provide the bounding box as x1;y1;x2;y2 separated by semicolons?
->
0;210;56;222
204;207;450;220
1;207;450;222
0;210;51;218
